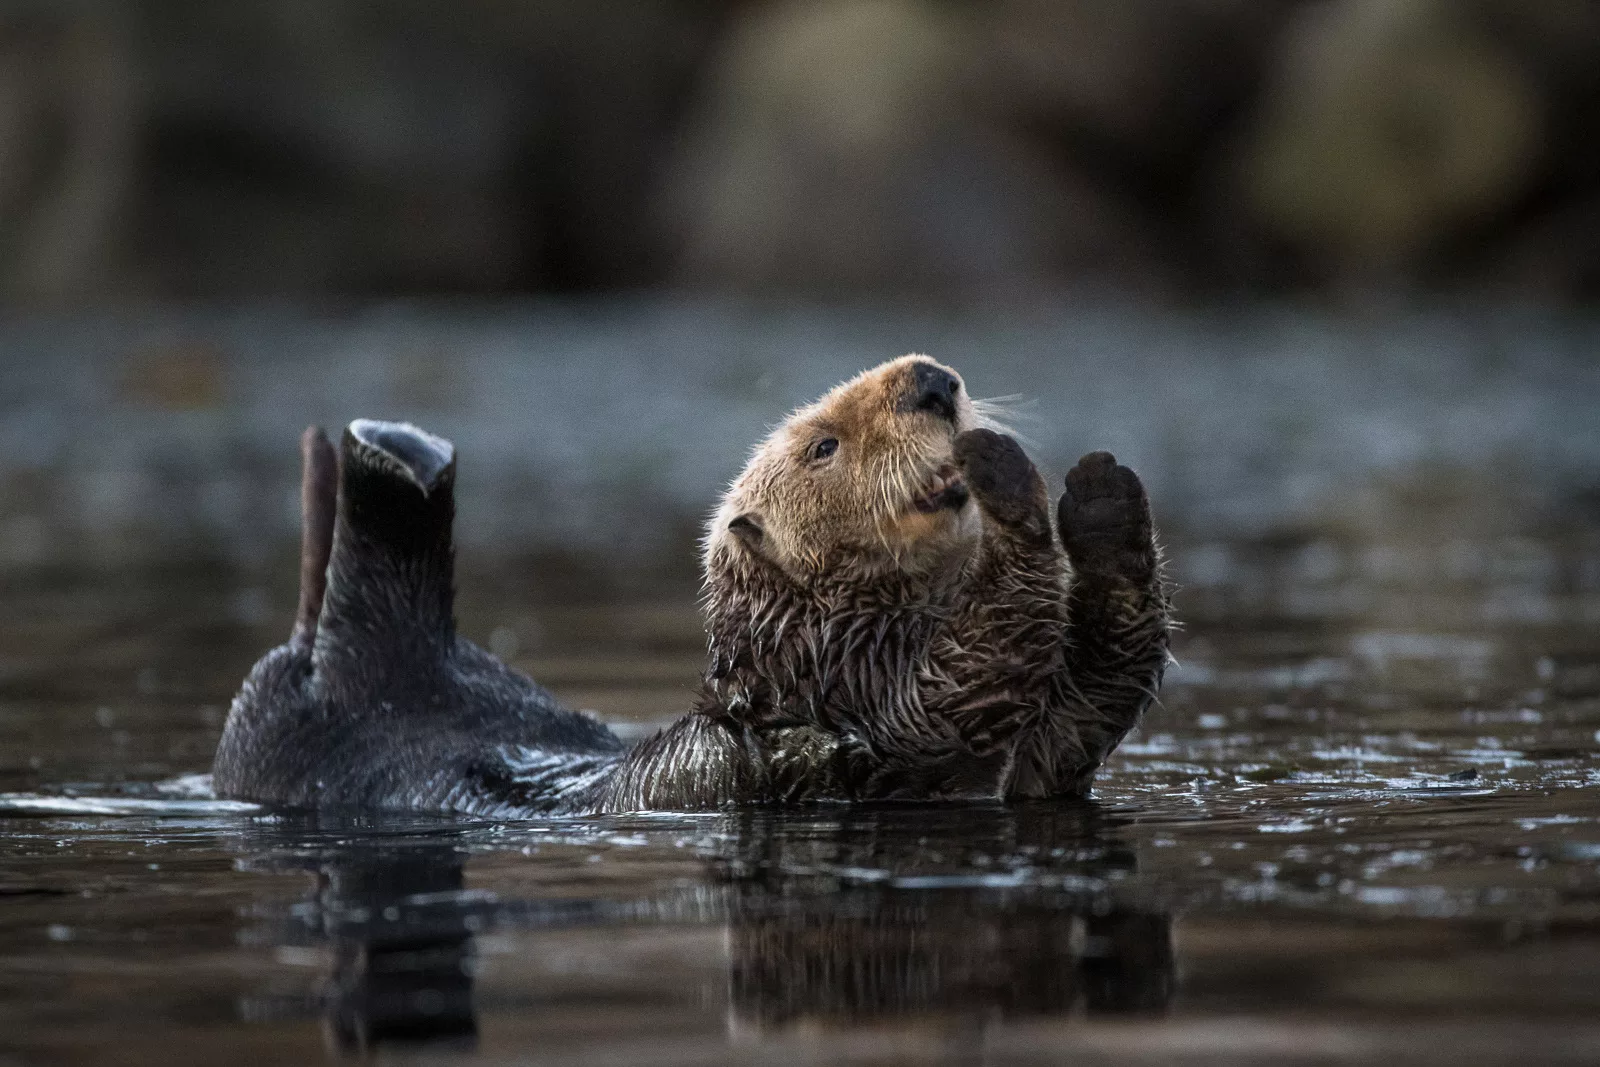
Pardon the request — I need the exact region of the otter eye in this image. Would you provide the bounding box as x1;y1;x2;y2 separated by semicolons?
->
810;437;839;462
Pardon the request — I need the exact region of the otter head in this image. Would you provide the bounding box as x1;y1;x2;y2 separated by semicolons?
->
708;355;987;585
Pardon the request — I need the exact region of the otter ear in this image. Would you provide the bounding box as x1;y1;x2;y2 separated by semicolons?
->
727;512;764;546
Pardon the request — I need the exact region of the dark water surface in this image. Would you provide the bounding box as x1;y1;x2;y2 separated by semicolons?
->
3;518;1600;1065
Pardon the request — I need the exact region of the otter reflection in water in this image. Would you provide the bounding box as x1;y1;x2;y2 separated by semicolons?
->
241;805;1171;1049
212;356;1171;816
712;803;1173;1031
239;831;484;1054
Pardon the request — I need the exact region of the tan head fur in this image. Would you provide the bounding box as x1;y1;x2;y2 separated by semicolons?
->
707;355;995;584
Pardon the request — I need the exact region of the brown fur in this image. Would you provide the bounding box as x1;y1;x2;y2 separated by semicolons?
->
593;356;1172;810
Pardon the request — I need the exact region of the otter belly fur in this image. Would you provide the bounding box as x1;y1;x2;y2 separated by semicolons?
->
212;357;1172;815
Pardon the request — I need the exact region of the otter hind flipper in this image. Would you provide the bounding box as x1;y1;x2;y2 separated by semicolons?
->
347;418;454;495
292;426;338;646
311;420;460;693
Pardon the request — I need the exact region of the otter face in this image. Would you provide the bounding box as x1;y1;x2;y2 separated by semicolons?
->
709;355;987;582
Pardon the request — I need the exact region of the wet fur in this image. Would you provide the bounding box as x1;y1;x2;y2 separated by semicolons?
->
609;363;1171;808
213;359;1171;815
212;425;625;816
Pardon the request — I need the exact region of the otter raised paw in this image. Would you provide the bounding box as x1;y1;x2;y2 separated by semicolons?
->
1051;451;1170;792
1059;451;1156;582
953;428;1050;544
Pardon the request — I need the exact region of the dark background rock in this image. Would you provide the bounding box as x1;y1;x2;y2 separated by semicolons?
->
2;0;1600;302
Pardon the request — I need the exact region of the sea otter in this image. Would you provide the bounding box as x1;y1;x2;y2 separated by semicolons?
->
212;357;1170;814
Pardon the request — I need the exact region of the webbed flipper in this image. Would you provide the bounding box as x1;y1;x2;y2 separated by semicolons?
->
292;426;338;647
312;420;459;695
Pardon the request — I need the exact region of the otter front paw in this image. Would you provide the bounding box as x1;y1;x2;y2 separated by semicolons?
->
1058;451;1155;581
954;429;1049;540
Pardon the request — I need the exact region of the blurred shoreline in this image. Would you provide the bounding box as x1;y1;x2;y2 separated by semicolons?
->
0;299;1594;588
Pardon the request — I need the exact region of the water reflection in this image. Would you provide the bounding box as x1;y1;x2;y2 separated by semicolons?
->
725;893;1170;1031
242;829;481;1054
238;803;1173;1052
316;850;478;1052
2;507;1591;1063
710;804;1172;1029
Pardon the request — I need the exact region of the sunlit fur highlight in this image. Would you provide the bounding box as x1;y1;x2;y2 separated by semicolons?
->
704;354;983;583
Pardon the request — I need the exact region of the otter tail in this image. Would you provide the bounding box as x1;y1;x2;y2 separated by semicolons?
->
311;420;459;693
291;427;338;646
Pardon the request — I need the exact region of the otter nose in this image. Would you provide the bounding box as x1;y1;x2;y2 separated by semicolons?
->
909;362;961;421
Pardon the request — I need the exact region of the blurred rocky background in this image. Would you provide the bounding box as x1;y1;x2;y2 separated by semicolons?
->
0;0;1596;623
4;0;1600;303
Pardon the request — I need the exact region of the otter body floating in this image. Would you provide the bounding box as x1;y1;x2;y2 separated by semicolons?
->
211;421;626;815
213;358;1171;815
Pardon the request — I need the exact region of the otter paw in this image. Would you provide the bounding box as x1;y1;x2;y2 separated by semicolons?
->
1058;451;1154;580
954;429;1048;536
